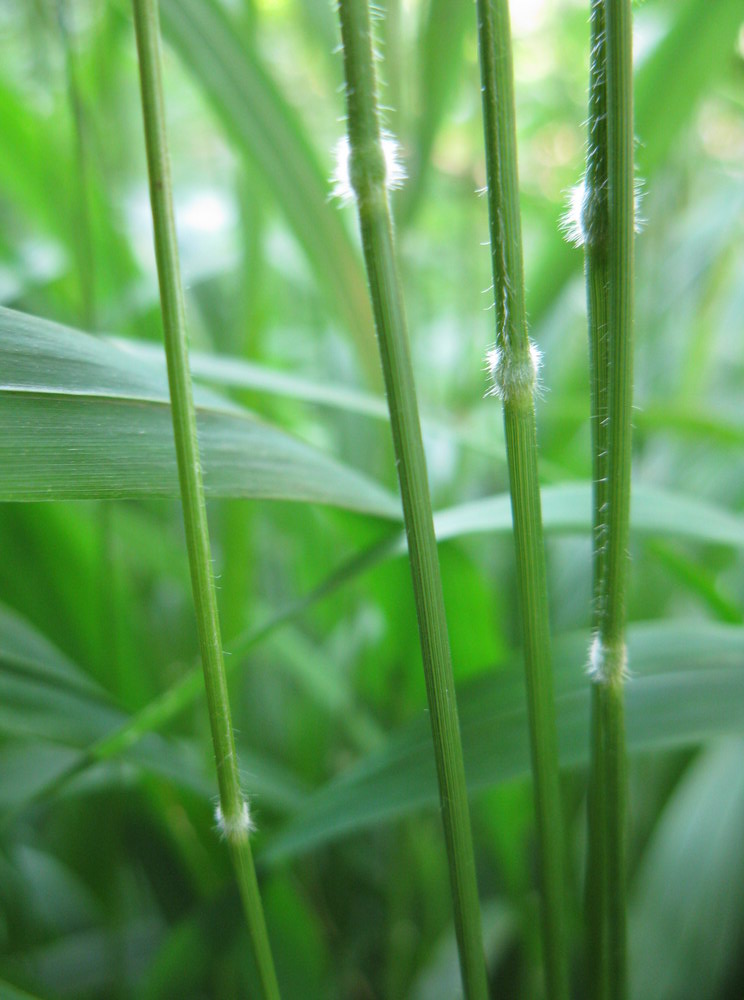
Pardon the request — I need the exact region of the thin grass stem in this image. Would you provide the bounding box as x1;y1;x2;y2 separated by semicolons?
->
130;3;280;996
582;0;635;996
335;2;488;996
474;2;569;998
581;2;611;995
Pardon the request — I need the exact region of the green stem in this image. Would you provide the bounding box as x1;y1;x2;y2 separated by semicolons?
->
130;3;280;997
583;0;635;996
603;0;635;647
336;2;488;997
582;1;611;995
474;2;569;999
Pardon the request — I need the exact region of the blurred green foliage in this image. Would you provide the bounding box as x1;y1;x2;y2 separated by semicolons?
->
0;0;743;996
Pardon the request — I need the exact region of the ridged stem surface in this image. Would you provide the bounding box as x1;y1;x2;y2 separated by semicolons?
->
130;3;280;997
583;0;635;996
582;3;611;995
336;2;488;997
474;2;569;998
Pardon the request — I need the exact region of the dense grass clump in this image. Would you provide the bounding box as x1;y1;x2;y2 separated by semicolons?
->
0;1;743;998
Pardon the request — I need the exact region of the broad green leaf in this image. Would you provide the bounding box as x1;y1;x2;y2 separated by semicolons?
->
630;740;744;1000
0;307;400;518
157;0;378;376
108;335;514;468
108;334;389;421
18;477;742;809
110;337;744;468
265;621;744;860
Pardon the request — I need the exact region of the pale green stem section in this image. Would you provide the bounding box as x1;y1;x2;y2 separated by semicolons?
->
475;2;569;999
130;3;280;996
336;2;488;997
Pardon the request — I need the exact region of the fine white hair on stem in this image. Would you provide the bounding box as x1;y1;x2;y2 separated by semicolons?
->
214;800;255;841
486;339;543;402
331;132;406;203
560;178;589;247
587;633;629;685
560;174;646;248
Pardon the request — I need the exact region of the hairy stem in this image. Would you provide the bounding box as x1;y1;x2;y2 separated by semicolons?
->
130;2;280;996
336;1;489;996
582;1;611;995
583;0;635;996
475;1;570;998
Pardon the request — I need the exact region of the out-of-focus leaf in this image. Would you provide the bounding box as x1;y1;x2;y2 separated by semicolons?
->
634;0;744;176
0;632;213;802
411;900;514;1000
402;0;471;221
0;308;400;517
1;919;162;999
0;73;135;315
432;482;744;551
157;0;377;376
0;602;100;698
630;740;744;1000
265;622;744;860
0;981;47;1000
528;0;743;325
0;602;306;815
109;334;389;420
111;338;744;467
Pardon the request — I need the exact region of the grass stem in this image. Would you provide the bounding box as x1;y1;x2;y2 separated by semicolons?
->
130;2;280;996
582;0;635;996
336;2;489;996
582;2;611;994
474;2;570;998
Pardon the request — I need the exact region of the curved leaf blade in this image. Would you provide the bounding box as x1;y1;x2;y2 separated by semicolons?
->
265;622;744;860
432;482;744;551
0;308;400;518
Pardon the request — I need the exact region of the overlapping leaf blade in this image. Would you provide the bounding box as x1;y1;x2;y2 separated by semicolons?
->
0;308;400;517
265;622;744;860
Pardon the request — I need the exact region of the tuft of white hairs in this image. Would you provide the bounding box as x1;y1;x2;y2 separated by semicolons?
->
331;132;406;203
560;175;645;248
214;800;255;840
560;178;590;247
587;632;629;685
486;339;543;402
